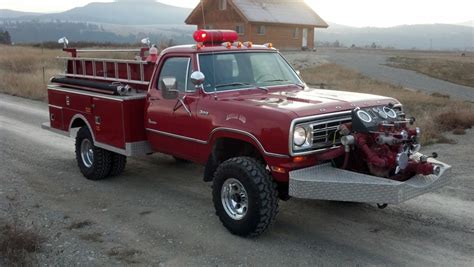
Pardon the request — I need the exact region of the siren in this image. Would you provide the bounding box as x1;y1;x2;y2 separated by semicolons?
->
193;30;239;44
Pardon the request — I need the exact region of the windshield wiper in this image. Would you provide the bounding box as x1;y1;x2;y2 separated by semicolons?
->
215;82;252;88
262;79;305;89
262;79;290;83
214;82;269;93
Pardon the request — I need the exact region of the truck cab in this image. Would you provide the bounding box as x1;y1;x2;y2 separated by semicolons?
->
43;30;451;237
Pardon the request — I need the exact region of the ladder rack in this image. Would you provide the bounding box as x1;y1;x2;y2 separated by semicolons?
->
59;57;150;86
58;47;153;90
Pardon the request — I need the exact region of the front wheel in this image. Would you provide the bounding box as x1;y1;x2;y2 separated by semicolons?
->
212;157;279;237
75;127;112;180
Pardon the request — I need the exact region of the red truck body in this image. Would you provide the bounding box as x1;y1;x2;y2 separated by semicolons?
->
43;30;451;236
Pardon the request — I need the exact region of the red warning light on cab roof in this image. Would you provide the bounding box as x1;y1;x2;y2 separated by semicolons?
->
193;30;239;44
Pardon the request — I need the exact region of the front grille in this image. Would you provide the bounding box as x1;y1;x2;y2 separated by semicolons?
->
311;115;352;150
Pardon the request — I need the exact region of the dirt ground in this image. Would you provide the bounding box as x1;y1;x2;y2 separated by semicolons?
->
1;92;473;266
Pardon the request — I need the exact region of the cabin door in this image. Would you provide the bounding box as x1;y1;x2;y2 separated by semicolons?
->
302;28;308;49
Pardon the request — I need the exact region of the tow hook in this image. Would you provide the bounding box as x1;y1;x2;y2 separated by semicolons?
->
377;203;388;209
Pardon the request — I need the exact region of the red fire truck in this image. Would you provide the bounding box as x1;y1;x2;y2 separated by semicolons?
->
43;30;451;236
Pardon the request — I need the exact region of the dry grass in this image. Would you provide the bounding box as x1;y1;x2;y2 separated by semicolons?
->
0;223;42;266
301;63;474;144
387;56;474;87
0;45;63;100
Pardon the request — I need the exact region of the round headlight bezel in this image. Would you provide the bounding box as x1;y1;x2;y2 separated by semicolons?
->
293;126;307;147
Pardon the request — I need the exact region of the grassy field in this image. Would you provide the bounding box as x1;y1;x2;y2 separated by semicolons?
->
386;55;474;87
301;63;474;144
0;45;63;100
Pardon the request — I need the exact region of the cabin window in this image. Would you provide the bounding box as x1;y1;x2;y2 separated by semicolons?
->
236;24;245;35
292;28;299;39
219;0;227;10
257;25;266;35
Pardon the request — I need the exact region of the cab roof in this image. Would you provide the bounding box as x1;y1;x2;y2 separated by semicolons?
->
160;44;277;55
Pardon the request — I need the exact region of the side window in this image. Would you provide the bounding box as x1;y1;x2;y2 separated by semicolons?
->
157;57;191;93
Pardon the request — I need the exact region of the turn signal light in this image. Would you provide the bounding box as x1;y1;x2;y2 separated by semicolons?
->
293;156;306;163
243;41;253;48
270;166;287;173
264;43;273;48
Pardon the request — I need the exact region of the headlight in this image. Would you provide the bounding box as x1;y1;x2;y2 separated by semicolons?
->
293;126;307;147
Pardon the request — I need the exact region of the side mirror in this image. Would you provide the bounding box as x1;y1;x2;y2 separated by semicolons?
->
58;37;69;48
160;77;179;100
190;71;205;88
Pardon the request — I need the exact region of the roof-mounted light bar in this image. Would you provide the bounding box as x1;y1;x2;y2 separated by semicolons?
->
193;30;239;44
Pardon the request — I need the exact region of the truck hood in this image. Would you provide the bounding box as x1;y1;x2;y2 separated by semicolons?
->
217;86;398;117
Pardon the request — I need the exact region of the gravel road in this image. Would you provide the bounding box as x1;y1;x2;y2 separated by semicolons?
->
284;49;474;102
1;93;474;266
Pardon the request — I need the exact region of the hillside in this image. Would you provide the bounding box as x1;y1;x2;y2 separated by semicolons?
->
0;9;43;18
1;1;192;25
317;23;473;50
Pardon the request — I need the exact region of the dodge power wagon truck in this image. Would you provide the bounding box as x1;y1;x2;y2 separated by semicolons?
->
43;30;451;236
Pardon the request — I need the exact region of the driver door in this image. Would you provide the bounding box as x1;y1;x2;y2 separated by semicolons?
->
145;55;202;160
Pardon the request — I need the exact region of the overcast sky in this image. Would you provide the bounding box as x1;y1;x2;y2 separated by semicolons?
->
0;0;472;27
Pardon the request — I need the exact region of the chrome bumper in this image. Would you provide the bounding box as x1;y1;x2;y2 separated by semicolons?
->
288;153;452;204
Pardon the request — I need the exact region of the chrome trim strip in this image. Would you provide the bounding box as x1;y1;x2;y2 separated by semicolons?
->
146;127;289;158
146;128;207;144
48;104;63;110
289;111;352;156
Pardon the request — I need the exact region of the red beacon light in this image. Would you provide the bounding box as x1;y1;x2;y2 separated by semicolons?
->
193;30;239;45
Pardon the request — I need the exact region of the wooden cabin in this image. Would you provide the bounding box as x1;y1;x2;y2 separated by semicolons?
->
185;0;329;50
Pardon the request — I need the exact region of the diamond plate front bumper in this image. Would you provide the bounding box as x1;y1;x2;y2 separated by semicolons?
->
288;153;452;204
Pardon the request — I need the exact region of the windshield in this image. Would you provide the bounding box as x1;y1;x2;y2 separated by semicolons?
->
198;52;303;92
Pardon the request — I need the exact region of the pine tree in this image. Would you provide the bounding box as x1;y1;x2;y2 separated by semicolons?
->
4;31;11;45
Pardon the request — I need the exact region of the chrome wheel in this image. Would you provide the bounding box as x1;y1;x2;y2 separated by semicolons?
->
80;139;94;168
221;178;248;220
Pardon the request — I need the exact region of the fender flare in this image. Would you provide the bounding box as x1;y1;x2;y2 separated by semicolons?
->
208;127;289;159
68;114;96;142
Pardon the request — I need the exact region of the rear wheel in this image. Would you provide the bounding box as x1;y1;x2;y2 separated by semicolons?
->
75;127;112;180
212;157;279;237
108;153;127;177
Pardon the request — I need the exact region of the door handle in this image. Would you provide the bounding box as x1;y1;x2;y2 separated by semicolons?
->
148;118;157;125
149;97;160;101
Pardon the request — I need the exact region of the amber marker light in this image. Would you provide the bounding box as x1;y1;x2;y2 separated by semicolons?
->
293;156;306;163
243;41;253;48
270;166;287;173
264;43;273;48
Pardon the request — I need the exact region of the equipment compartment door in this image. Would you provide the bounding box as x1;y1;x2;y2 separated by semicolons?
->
92;97;125;149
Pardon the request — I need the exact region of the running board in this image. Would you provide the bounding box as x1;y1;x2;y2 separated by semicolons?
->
289;154;451;204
